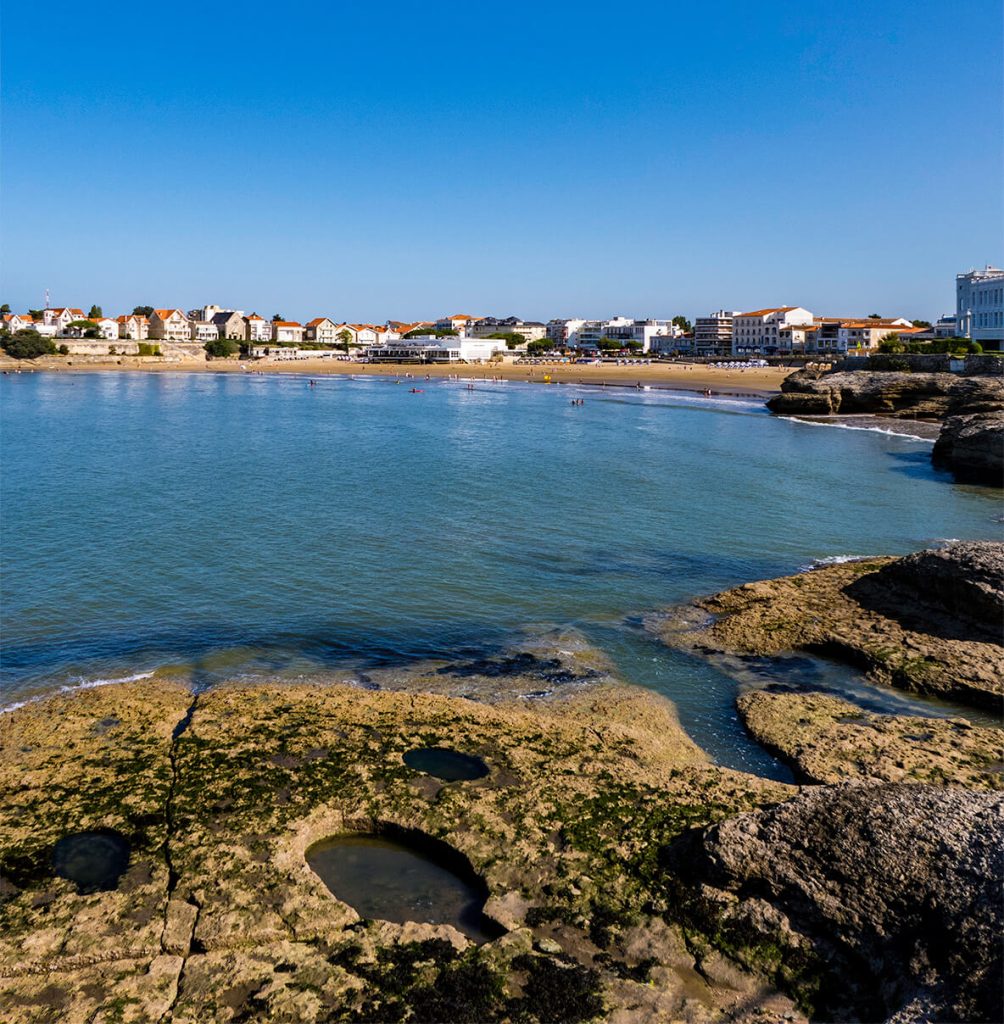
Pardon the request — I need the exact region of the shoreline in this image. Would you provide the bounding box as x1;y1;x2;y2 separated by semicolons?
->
1;356;792;398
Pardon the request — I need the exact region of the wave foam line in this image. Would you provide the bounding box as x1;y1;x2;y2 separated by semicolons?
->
1;671;155;715
779;417;934;443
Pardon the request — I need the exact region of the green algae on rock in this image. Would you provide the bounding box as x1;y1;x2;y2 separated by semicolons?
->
654;542;1004;710
737;689;1002;789
0;668;801;1024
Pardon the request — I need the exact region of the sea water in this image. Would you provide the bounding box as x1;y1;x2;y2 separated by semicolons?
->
2;371;1000;776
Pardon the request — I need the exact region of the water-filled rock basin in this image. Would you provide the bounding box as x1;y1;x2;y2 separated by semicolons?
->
403;746;488;781
306;833;502;942
52;831;130;893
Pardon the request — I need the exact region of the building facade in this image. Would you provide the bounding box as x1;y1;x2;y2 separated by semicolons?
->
271;321;304;344
244;314;272;342
694;311;740;356
956;266;1004;347
732;307;814;355
190;320;220;342
149;309;191;341
211;311;246;340
117;315;150;340
304;317;339;344
469;317;548;342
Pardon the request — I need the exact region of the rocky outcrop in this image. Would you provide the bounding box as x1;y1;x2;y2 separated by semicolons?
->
737;689;1002;788
0;653;798;1024
766;369;1003;418
852;541;1004;640
655;543;1004;710
932;409;1004;486
671;784;1003;1022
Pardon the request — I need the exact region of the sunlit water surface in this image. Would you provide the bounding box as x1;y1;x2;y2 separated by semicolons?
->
2;372;1000;777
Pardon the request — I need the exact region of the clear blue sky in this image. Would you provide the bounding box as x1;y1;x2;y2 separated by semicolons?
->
2;0;1001;322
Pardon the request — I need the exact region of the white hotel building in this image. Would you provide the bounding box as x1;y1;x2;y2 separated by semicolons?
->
956;266;1004;348
732;307;814;356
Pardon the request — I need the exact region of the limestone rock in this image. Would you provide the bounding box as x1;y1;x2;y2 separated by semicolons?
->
932;410;1004;486
656;543;1004;709
678;783;1003;1022
766;369;1003;419
737;689;1002;788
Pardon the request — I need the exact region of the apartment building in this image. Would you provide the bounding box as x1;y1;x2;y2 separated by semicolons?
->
694;311;740;356
956;266;1004;347
546;319;588;347
573;317;676;353
469;316;548;342
434;314;481;336
732;307;813;355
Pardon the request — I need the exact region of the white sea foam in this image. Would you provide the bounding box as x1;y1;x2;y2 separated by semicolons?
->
801;554;868;571
1;671;155;715
779;416;934;443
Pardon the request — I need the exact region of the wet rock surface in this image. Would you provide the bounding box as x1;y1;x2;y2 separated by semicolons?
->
737;689;1002;788
932;408;1004;486
656;543;1004;710
670;783;1003;1023
1;649;804;1023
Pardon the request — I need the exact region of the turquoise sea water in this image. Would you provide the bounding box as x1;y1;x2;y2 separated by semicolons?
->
2;372;1001;775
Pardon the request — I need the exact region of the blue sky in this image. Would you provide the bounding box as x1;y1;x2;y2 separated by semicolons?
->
2;0;1001;322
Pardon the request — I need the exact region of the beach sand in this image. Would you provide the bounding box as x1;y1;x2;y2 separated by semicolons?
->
4;356;794;397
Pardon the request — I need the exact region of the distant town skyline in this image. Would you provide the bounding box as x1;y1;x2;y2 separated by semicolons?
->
3;0;1001;321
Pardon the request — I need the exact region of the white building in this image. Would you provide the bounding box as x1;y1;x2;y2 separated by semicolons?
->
546;319;587;347
117;315;150;340
91;317;119;340
190;320;220;342
42;307;85;332
694;311;740;356
434;314;481;336
572;317;676;353
244;314;272;343
732;307;814;356
956;266;1004;348
2;313;37;333
272;321;304;344
368;335;506;363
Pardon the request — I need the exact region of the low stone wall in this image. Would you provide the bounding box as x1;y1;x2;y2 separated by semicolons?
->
60;340;140;356
834;354;1003;375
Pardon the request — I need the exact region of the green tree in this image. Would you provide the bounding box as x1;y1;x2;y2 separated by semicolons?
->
0;303;10;314
672;315;692;334
336;328;354;353
868;313;882;319
27;310;43;320
204;338;239;358
88;305;103;318
596;337;622;353
2;330;57;359
911;319;931;328
877;333;904;353
132;305;154;317
405;327;457;338
526;338;551;356
66;319;101;338
272;313;284;322
486;331;527;349
625;340;643;352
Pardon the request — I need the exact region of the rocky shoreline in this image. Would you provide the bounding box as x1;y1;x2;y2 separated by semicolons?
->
1;554;1002;1023
766;368;1004;486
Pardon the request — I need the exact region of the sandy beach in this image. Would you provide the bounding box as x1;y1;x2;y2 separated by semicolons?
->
3;356;795;397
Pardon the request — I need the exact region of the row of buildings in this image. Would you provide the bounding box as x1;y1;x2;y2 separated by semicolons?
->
5;267;1000;358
